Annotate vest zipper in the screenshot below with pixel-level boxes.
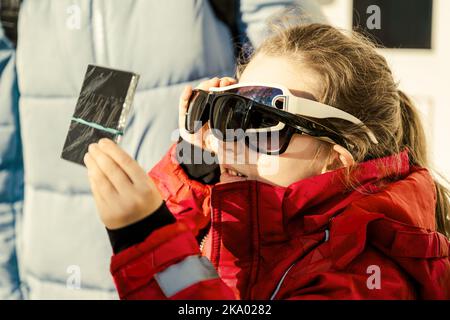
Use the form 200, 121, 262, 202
91, 0, 108, 65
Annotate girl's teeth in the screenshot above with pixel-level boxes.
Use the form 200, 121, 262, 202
225, 168, 245, 178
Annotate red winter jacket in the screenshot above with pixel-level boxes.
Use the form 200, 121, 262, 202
110, 144, 450, 299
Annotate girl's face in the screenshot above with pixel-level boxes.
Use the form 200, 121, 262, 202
205, 54, 333, 187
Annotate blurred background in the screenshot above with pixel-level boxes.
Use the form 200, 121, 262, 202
0, 0, 448, 300
319, 0, 450, 182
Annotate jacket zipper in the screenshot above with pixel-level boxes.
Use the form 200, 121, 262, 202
201, 189, 215, 256
269, 228, 331, 300
199, 229, 210, 253
209, 193, 221, 268
269, 263, 296, 300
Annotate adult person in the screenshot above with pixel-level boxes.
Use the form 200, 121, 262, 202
0, 0, 325, 299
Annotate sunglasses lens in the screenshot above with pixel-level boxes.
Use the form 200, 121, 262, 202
247, 109, 280, 129
211, 96, 248, 141
186, 90, 208, 133
246, 126, 294, 154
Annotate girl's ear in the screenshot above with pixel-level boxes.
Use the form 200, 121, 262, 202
333, 144, 355, 168
321, 144, 355, 173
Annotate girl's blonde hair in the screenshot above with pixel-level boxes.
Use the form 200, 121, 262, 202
238, 21, 450, 237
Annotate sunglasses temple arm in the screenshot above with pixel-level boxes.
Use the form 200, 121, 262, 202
255, 104, 351, 148
288, 98, 379, 144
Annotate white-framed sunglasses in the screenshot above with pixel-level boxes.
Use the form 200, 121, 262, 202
208, 82, 378, 144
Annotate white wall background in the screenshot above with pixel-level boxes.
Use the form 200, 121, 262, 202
317, 0, 450, 182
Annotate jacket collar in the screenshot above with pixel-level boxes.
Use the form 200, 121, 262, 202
211, 150, 412, 240
208, 150, 449, 299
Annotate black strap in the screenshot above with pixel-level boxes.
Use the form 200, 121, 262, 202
0, 0, 21, 47
106, 202, 176, 254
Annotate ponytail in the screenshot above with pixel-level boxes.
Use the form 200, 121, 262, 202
398, 90, 450, 237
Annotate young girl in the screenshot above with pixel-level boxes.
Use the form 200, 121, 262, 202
84, 23, 450, 299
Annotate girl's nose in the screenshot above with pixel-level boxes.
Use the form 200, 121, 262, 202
204, 130, 220, 155
205, 130, 248, 165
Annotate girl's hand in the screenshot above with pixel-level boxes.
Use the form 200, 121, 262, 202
179, 77, 237, 149
84, 138, 163, 230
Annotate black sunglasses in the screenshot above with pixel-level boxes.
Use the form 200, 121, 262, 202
185, 89, 349, 155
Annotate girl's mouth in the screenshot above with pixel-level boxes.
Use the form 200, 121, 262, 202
219, 165, 248, 183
